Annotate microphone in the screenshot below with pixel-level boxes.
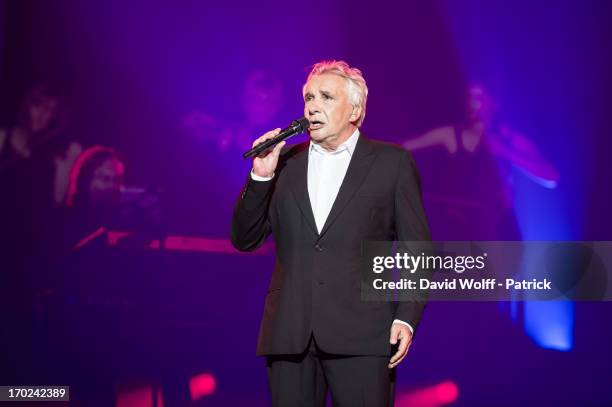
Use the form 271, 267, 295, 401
243, 117, 310, 158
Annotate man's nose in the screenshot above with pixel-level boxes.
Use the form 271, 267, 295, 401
307, 102, 321, 116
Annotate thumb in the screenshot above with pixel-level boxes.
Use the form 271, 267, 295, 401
390, 326, 400, 345
272, 140, 286, 156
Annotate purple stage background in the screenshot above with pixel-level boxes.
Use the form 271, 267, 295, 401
1, 1, 611, 406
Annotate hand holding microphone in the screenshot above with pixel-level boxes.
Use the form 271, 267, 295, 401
251, 128, 286, 178
245, 117, 310, 178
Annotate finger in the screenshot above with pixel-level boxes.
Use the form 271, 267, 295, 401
262, 128, 282, 142
255, 133, 285, 159
389, 337, 412, 368
389, 332, 409, 362
252, 128, 282, 148
389, 348, 406, 368
389, 325, 400, 345
271, 140, 286, 157
397, 333, 410, 356
252, 136, 267, 149
389, 347, 403, 365
389, 333, 405, 364
389, 352, 407, 369
389, 344, 411, 368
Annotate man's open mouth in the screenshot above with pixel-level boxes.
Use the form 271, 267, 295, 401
309, 120, 325, 130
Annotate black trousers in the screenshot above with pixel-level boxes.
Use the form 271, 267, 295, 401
266, 335, 395, 407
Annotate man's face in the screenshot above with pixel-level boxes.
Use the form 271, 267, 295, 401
303, 73, 357, 145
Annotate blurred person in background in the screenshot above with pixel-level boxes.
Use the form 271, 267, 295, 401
0, 83, 82, 206
62, 144, 162, 251
62, 145, 126, 248
181, 69, 285, 153
404, 82, 559, 188
172, 70, 285, 237
0, 83, 81, 384
402, 82, 559, 240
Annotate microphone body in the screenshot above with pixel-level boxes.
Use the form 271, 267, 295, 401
243, 117, 310, 158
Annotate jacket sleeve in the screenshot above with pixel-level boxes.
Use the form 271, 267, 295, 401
230, 174, 275, 252
393, 150, 432, 332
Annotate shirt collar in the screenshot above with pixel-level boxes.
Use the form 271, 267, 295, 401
309, 128, 360, 157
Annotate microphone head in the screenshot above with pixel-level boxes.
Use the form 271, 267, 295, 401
292, 117, 310, 132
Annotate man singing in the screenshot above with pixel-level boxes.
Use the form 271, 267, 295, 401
231, 60, 431, 406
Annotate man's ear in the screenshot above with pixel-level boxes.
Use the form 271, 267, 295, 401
349, 105, 362, 123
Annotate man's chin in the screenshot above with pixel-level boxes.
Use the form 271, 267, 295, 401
308, 129, 327, 141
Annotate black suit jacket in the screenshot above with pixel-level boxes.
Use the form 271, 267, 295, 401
231, 134, 431, 356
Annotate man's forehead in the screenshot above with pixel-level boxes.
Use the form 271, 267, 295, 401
303, 73, 346, 93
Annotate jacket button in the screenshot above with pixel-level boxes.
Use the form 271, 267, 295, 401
314, 244, 323, 252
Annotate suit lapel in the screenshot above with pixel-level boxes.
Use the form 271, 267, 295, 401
318, 134, 376, 240
287, 143, 319, 236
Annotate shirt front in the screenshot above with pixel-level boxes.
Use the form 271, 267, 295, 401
307, 129, 360, 233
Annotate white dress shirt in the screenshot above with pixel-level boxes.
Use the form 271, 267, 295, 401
307, 129, 359, 233
251, 129, 414, 335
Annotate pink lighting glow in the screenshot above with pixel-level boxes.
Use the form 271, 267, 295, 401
396, 380, 459, 407
189, 372, 217, 401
